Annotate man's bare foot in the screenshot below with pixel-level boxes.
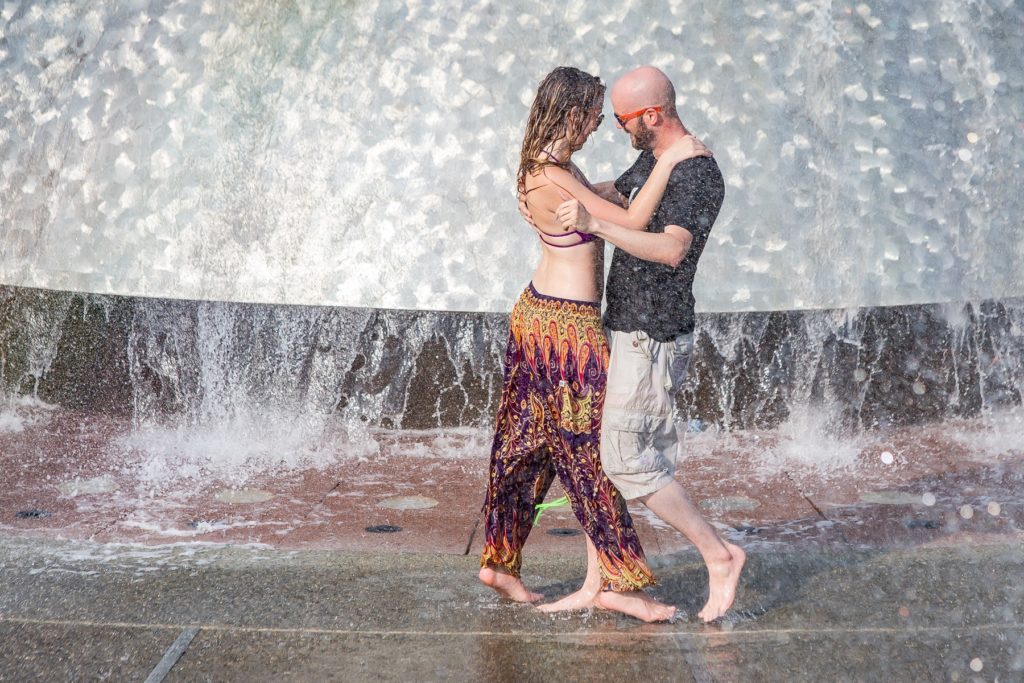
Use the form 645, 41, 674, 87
698, 542, 746, 622
594, 590, 676, 623
537, 583, 600, 613
479, 567, 544, 603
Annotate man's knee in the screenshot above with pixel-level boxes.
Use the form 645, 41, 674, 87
638, 479, 680, 507
602, 456, 676, 502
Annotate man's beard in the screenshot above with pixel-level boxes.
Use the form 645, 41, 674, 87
630, 118, 656, 151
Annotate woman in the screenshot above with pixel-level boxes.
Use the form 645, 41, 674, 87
478, 66, 709, 622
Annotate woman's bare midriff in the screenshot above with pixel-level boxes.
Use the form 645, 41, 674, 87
530, 243, 603, 304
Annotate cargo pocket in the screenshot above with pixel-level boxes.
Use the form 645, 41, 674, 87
601, 411, 664, 476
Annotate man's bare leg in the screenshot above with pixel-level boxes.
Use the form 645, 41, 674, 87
479, 566, 544, 602
639, 481, 745, 622
537, 536, 602, 612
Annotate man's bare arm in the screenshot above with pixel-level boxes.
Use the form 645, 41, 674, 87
556, 200, 692, 268
594, 220, 692, 267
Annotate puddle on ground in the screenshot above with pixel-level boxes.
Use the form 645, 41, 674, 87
214, 489, 275, 504
700, 496, 761, 512
57, 476, 119, 496
859, 491, 922, 505
377, 495, 438, 510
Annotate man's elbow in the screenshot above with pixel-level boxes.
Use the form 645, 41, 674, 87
664, 229, 692, 268
664, 241, 690, 268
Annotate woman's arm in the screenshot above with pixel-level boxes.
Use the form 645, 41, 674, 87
589, 181, 626, 206
538, 135, 709, 230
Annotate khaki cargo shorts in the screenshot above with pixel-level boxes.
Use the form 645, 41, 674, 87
600, 329, 694, 500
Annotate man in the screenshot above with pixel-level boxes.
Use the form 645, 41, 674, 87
552, 66, 745, 623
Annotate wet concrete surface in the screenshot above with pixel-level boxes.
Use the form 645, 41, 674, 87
1, 409, 1023, 679
0, 537, 1022, 681
2, 409, 1022, 554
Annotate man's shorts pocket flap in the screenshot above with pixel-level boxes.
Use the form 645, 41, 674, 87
602, 409, 653, 433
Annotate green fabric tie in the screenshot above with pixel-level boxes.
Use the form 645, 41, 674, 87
533, 496, 570, 524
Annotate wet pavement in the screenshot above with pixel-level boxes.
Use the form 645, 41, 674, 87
1, 407, 1023, 679
1, 537, 1022, 681
3, 408, 1023, 554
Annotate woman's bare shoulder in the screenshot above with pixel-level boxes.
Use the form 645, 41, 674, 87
523, 165, 571, 200
524, 164, 572, 187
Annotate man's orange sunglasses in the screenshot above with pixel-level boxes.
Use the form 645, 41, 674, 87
613, 106, 663, 127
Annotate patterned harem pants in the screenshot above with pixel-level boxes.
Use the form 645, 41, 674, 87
480, 283, 655, 592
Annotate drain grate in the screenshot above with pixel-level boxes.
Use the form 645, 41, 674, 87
906, 519, 941, 530
16, 509, 51, 519
546, 527, 582, 537
365, 524, 402, 533
187, 520, 225, 529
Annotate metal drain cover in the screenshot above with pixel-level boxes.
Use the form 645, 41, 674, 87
366, 524, 402, 533
546, 527, 582, 537
16, 509, 51, 519
906, 519, 941, 530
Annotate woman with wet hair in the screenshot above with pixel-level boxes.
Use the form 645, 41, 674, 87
478, 66, 709, 622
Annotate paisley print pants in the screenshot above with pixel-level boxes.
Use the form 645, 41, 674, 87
480, 283, 655, 592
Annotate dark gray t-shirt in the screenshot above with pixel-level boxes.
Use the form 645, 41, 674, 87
604, 152, 725, 341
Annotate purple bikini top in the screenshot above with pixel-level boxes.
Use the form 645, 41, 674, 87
525, 166, 597, 248
534, 227, 597, 247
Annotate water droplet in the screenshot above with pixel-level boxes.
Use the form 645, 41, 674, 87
957, 148, 972, 162
854, 368, 868, 382
912, 380, 926, 395
898, 606, 910, 618
970, 657, 983, 672
959, 505, 974, 520
986, 72, 1000, 87
966, 132, 979, 144
986, 502, 1000, 516
880, 451, 894, 465
921, 492, 936, 506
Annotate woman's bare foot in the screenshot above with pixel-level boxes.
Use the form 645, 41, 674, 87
698, 542, 745, 622
479, 567, 544, 603
594, 590, 676, 623
537, 583, 600, 613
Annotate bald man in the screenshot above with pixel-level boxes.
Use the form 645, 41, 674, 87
552, 66, 745, 623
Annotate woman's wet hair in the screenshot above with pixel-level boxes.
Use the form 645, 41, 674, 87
517, 66, 605, 195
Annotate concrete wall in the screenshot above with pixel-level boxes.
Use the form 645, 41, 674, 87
3, 285, 1021, 433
